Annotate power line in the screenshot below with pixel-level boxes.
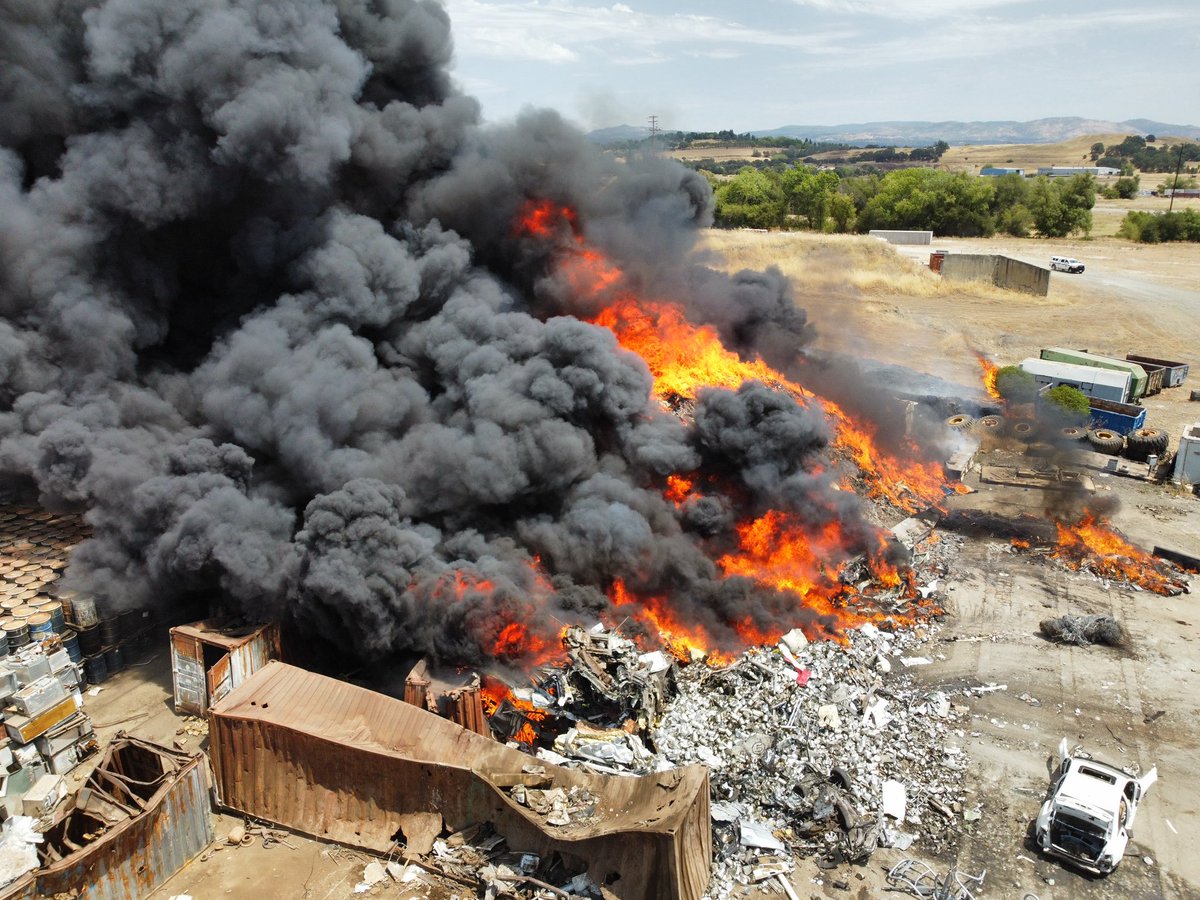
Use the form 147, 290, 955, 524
647, 115, 660, 153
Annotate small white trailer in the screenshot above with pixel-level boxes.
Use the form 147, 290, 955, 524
1020, 358, 1131, 404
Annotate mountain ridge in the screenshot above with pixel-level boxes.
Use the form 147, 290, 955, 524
586, 117, 1200, 146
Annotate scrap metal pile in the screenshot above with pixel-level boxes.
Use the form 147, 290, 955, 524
490, 616, 971, 897
651, 625, 969, 896
488, 625, 676, 756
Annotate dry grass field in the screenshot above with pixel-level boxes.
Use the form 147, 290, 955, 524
666, 133, 1192, 179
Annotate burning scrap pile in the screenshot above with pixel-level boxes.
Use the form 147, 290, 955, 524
484, 624, 675, 766
999, 513, 1190, 596
0, 0, 960, 683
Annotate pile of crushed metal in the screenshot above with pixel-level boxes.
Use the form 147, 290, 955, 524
502, 621, 969, 898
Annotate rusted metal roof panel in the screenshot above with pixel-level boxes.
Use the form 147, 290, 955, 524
210, 662, 710, 900
34, 736, 213, 900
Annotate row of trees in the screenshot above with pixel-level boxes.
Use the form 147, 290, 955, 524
711, 165, 1097, 238
1091, 135, 1200, 174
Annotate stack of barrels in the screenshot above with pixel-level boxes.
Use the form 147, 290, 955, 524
0, 505, 91, 670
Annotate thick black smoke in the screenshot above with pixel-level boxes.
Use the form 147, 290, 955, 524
2, 0, 888, 667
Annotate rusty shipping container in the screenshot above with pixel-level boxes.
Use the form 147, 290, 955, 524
170, 618, 280, 715
210, 661, 711, 900
33, 735, 212, 900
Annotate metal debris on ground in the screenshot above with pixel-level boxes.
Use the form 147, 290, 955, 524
404, 823, 605, 898
886, 858, 986, 899
648, 624, 969, 896
1039, 614, 1127, 647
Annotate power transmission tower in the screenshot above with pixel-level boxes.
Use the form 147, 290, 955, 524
647, 115, 660, 154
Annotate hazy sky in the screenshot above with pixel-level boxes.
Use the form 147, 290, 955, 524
441, 0, 1200, 133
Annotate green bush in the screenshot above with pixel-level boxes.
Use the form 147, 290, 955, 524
995, 366, 1038, 403
1042, 385, 1090, 422
1118, 209, 1200, 243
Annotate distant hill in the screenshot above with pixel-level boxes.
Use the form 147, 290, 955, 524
587, 118, 1200, 146
584, 124, 650, 144
752, 118, 1200, 145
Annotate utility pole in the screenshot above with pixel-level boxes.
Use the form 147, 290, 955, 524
647, 115, 660, 154
1168, 143, 1185, 213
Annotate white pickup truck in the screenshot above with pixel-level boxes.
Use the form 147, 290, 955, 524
1049, 255, 1085, 273
1035, 738, 1157, 874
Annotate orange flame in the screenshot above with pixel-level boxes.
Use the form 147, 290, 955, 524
1052, 513, 1184, 595
975, 353, 1002, 402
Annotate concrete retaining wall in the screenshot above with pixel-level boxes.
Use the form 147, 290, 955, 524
869, 230, 933, 245
940, 254, 1049, 296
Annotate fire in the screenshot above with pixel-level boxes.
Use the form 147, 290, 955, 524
664, 474, 695, 505
975, 353, 1002, 401
481, 675, 548, 746
609, 579, 729, 665
1051, 512, 1185, 595
718, 511, 914, 641
487, 198, 952, 677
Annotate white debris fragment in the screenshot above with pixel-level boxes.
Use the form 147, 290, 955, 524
881, 780, 907, 821
739, 820, 786, 852
863, 696, 893, 729
357, 861, 387, 890
817, 704, 841, 731
779, 628, 808, 656
899, 656, 933, 667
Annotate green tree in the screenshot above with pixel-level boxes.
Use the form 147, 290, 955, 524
827, 192, 857, 233
858, 168, 996, 236
1042, 385, 1090, 423
1090, 141, 1105, 161
995, 366, 1038, 403
781, 166, 840, 229
713, 167, 785, 229
1028, 174, 1094, 238
1113, 175, 1139, 199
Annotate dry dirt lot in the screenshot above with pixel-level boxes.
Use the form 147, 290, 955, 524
698, 228, 1199, 896
70, 227, 1199, 899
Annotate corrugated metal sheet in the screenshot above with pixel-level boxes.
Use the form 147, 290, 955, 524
34, 735, 213, 900
210, 662, 711, 900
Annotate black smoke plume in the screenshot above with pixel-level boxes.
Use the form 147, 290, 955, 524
2, 0, 908, 668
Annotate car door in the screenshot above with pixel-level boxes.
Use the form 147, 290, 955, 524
1124, 766, 1158, 829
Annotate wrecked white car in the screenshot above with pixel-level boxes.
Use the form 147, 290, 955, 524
1035, 738, 1157, 874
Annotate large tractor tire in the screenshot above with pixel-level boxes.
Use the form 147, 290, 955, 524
977, 415, 1005, 435
1086, 428, 1124, 455
945, 414, 975, 432
1058, 426, 1086, 442
1124, 428, 1169, 461
1010, 419, 1039, 442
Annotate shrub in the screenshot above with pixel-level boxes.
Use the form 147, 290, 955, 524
1042, 385, 1090, 423
995, 366, 1037, 403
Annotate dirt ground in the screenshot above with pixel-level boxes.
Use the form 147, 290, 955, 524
62, 227, 1199, 899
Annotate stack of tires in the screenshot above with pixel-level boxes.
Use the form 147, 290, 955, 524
1123, 428, 1168, 462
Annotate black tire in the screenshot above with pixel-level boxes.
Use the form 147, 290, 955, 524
945, 414, 975, 431
1125, 428, 1169, 461
1010, 419, 1039, 442
977, 415, 1005, 434
1059, 426, 1086, 442
1087, 428, 1124, 455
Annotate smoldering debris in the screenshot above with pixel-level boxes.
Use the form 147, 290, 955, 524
1039, 615, 1128, 648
